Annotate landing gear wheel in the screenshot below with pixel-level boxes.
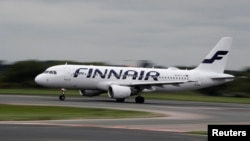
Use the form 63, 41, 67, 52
59, 94, 65, 101
135, 96, 145, 104
116, 98, 125, 103
59, 88, 66, 101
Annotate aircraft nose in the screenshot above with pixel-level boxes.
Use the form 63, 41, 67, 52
35, 74, 47, 85
35, 74, 42, 84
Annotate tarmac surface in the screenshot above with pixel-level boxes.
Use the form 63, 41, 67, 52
0, 124, 204, 141
1, 94, 250, 141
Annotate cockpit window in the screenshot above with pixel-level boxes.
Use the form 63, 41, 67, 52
44, 70, 57, 75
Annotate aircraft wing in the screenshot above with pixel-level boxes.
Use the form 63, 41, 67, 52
120, 80, 192, 87
97, 80, 196, 91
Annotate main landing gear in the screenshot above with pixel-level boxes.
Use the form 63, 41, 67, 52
116, 96, 145, 103
59, 88, 66, 101
135, 96, 145, 104
116, 98, 125, 102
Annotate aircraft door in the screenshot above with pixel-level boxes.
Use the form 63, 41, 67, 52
64, 66, 71, 81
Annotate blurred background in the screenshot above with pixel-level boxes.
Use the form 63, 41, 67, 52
0, 0, 249, 97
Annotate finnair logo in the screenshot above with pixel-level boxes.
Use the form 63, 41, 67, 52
73, 68, 160, 81
202, 51, 228, 64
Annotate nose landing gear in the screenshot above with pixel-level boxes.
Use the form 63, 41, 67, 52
59, 88, 66, 101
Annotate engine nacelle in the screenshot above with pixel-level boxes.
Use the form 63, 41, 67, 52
79, 90, 102, 97
108, 85, 131, 99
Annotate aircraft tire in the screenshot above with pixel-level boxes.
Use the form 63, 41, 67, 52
59, 95, 65, 101
135, 96, 145, 104
116, 98, 125, 102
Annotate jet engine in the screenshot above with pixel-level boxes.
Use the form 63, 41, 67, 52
79, 90, 102, 97
108, 85, 131, 99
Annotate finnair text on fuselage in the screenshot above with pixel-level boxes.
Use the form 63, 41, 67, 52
73, 68, 162, 80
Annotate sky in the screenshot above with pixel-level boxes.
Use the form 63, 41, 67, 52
0, 0, 249, 71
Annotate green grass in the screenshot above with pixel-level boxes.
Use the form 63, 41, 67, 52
0, 104, 160, 121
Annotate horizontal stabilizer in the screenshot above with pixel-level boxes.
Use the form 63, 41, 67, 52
211, 76, 234, 80
210, 74, 234, 80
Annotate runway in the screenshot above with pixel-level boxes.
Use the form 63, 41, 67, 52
0, 124, 204, 141
1, 94, 250, 141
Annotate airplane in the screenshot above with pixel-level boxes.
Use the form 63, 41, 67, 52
35, 37, 234, 103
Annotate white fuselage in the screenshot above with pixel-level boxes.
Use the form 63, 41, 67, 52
35, 64, 233, 92
34, 37, 235, 103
